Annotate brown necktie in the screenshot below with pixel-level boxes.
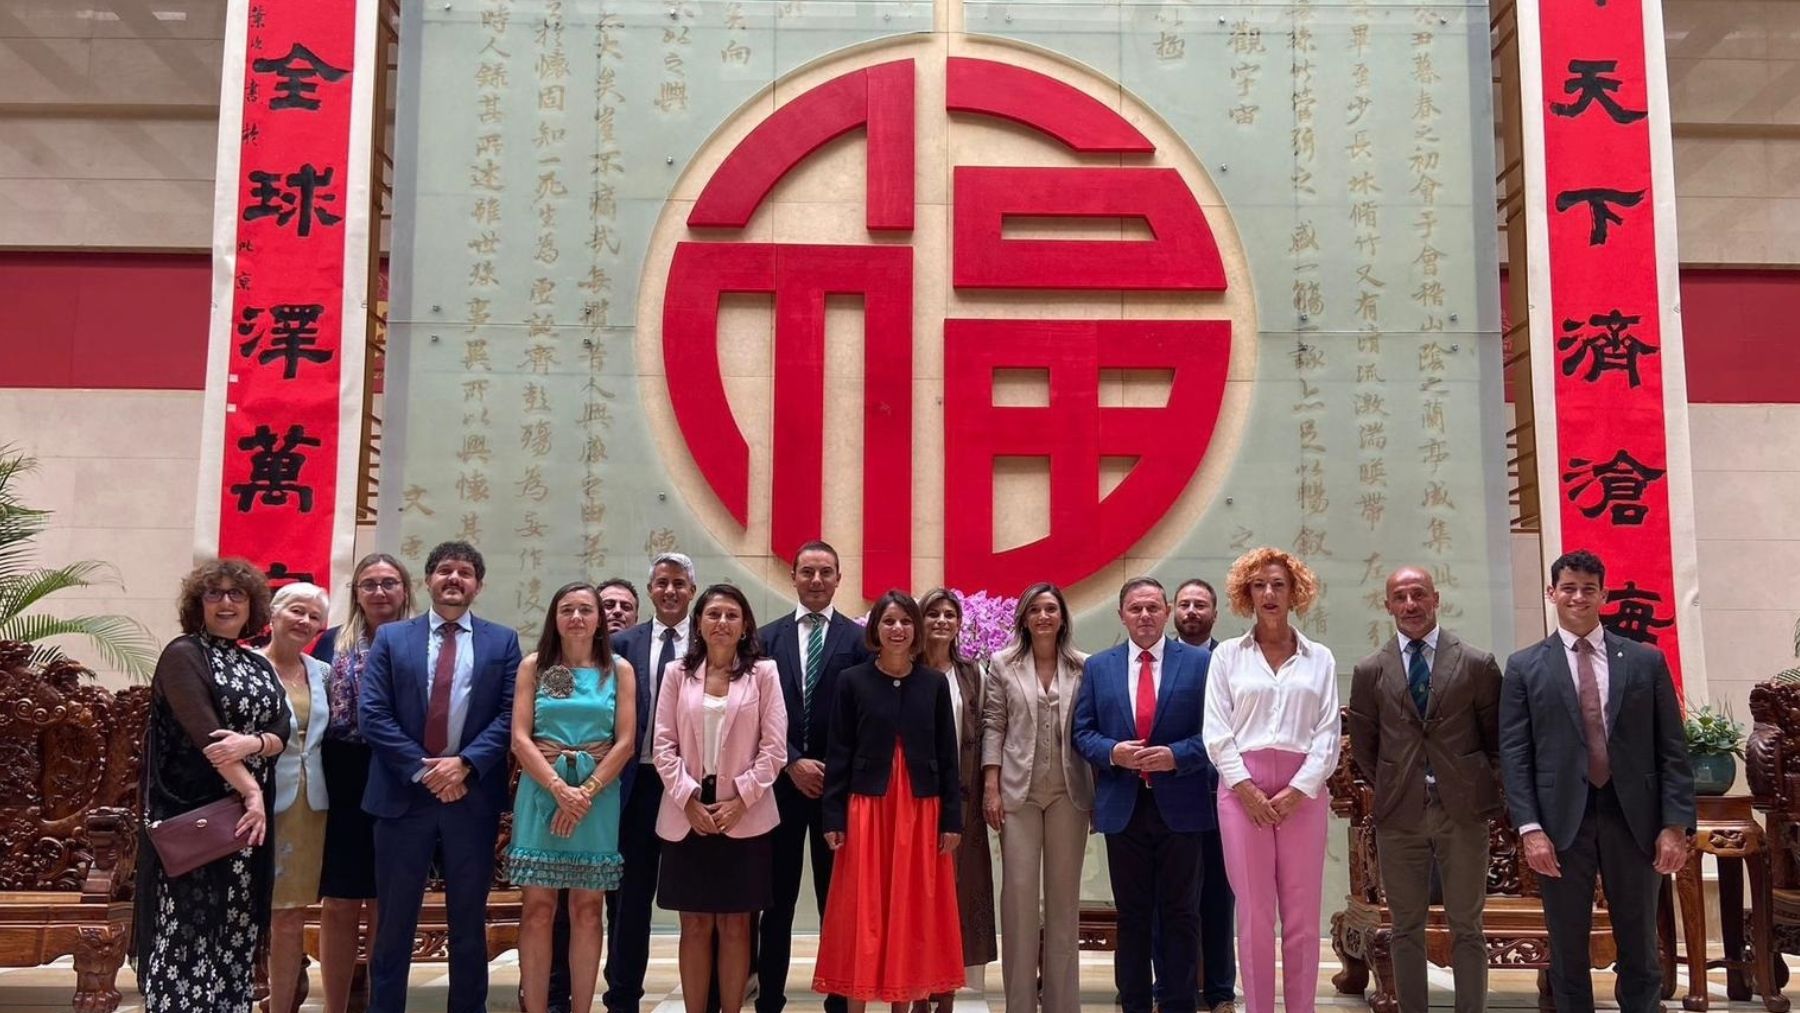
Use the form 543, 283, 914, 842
425, 623, 458, 756
1574, 638, 1610, 788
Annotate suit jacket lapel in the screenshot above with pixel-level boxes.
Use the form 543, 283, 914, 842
1150, 641, 1185, 738
781, 617, 804, 695
1380, 640, 1419, 726
1543, 635, 1586, 741
411, 615, 433, 714
1013, 657, 1039, 730
1424, 632, 1462, 722
1603, 631, 1629, 738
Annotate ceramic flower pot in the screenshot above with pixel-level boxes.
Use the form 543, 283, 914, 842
1691, 752, 1736, 796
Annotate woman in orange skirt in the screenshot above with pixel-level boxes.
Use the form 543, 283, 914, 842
814, 589, 965, 1011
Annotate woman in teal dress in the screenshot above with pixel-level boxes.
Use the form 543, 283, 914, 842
508, 582, 637, 1013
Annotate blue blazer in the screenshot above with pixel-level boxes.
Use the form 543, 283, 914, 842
358, 612, 521, 819
611, 620, 656, 801
1072, 638, 1215, 834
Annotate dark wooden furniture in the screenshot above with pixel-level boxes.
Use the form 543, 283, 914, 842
1743, 679, 1800, 996
0, 640, 149, 1012
1327, 724, 1622, 1012
1661, 794, 1787, 1011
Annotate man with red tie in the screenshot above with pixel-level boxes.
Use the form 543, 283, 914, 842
359, 541, 521, 1013
1073, 577, 1216, 1013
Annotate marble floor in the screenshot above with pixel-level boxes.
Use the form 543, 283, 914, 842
0, 936, 1781, 1011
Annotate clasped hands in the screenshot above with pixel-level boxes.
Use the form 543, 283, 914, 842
1231, 779, 1305, 828
1110, 739, 1177, 774
683, 794, 749, 836
540, 738, 612, 838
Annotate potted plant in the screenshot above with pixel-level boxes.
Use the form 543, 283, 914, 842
1684, 703, 1745, 795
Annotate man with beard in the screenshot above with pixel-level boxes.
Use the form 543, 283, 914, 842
1170, 579, 1235, 1013
361, 541, 521, 1013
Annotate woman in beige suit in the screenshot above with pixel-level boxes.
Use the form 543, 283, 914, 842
981, 582, 1092, 1013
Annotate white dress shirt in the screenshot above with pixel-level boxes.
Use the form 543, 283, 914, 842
1518, 624, 1611, 838
792, 603, 839, 688
1123, 636, 1166, 718
1395, 625, 1440, 671
1203, 628, 1340, 798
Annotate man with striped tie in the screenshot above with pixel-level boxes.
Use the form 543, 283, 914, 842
756, 541, 870, 1013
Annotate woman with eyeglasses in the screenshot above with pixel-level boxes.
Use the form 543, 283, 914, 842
135, 559, 290, 1013
307, 553, 414, 1013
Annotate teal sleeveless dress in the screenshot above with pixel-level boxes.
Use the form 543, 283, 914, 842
506, 666, 625, 890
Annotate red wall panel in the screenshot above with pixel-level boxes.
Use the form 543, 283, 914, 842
0, 252, 210, 390
2, 252, 1795, 404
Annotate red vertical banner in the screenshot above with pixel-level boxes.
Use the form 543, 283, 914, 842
199, 0, 370, 600
1522, 0, 1700, 689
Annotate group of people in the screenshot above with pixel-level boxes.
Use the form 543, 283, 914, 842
133, 538, 1695, 1013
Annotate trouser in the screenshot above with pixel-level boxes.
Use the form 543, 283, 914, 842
1198, 825, 1238, 1007
998, 792, 1088, 1012
1537, 785, 1662, 1013
1106, 783, 1203, 1013
1215, 748, 1328, 1013
1376, 794, 1491, 1013
759, 779, 842, 1013
603, 773, 664, 1012
369, 800, 498, 1013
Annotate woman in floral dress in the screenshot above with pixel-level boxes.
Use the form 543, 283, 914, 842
134, 559, 290, 1013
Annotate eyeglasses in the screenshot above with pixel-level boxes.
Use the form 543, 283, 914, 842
356, 579, 404, 593
202, 588, 248, 604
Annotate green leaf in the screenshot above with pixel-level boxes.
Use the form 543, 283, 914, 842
0, 562, 118, 623
0, 613, 158, 680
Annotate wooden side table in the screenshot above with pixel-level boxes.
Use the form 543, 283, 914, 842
1668, 794, 1789, 1012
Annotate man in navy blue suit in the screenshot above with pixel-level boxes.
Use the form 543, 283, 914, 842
359, 540, 521, 1013
755, 540, 869, 1013
1073, 576, 1214, 1013
603, 553, 696, 1013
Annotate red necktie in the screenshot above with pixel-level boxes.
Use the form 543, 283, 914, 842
425, 623, 457, 756
1135, 649, 1155, 784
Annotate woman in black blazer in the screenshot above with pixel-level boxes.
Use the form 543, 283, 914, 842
813, 590, 964, 1011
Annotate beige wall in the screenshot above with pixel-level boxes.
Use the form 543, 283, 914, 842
4, 0, 1794, 263
1666, 0, 1800, 265
0, 0, 224, 249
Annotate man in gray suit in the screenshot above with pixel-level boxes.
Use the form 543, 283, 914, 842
1347, 566, 1502, 1013
1499, 549, 1694, 1013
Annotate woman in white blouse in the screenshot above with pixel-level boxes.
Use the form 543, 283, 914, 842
1202, 548, 1339, 1013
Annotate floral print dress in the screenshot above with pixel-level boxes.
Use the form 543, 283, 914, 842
135, 633, 289, 1013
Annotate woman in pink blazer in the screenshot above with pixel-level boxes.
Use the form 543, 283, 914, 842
653, 583, 788, 1013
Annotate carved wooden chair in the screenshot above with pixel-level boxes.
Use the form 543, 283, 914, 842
1745, 679, 1800, 991
1327, 724, 1621, 1012
0, 640, 149, 1013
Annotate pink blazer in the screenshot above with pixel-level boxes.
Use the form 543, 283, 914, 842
653, 657, 788, 842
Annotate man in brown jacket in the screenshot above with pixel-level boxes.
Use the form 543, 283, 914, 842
1346, 566, 1503, 1013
